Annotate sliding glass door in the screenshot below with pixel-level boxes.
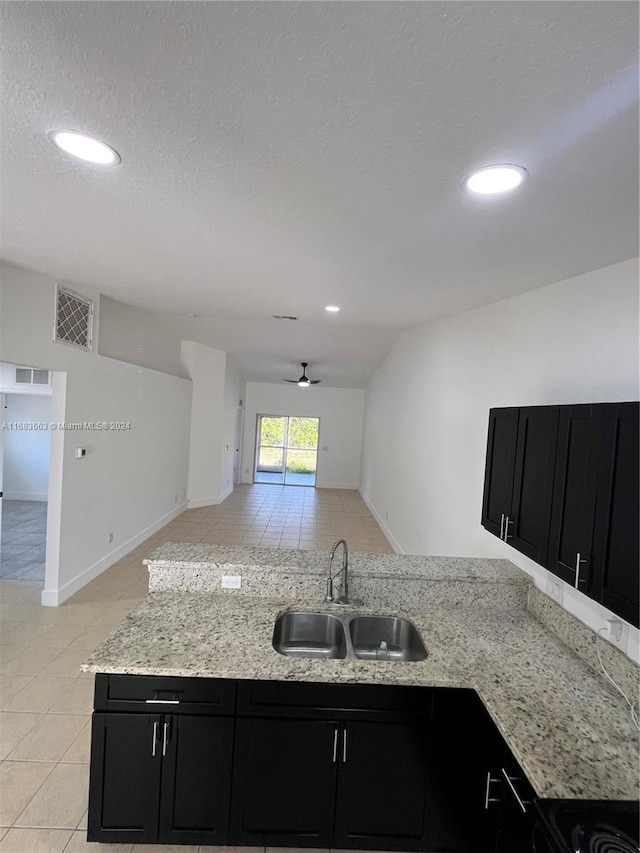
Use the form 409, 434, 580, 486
255, 416, 319, 486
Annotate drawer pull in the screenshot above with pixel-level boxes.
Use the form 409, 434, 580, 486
151, 721, 158, 757
145, 699, 180, 704
501, 768, 532, 814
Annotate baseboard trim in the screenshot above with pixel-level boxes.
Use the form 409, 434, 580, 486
41, 502, 189, 607
187, 484, 233, 509
315, 482, 360, 490
358, 489, 404, 554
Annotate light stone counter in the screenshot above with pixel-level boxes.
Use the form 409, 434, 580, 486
84, 545, 640, 803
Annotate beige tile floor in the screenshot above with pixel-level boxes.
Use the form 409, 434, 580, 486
0, 485, 392, 853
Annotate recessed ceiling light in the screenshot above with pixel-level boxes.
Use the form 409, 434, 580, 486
325, 305, 340, 313
464, 164, 528, 195
47, 130, 121, 165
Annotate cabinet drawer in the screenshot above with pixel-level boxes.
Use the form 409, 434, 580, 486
94, 674, 236, 715
236, 678, 432, 720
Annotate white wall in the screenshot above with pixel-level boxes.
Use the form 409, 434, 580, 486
0, 262, 192, 604
98, 295, 182, 377
2, 394, 52, 500
360, 257, 639, 659
242, 382, 365, 489
180, 341, 228, 507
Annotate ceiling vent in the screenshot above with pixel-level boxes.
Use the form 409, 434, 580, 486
272, 314, 298, 321
55, 285, 94, 351
15, 367, 51, 386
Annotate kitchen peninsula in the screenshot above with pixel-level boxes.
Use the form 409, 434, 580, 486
83, 544, 639, 849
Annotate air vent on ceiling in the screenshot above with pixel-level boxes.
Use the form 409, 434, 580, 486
272, 314, 298, 321
15, 367, 51, 386
55, 286, 94, 351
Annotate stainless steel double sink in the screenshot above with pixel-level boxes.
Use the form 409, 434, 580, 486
272, 611, 428, 662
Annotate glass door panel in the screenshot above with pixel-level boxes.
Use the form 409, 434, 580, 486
255, 416, 319, 486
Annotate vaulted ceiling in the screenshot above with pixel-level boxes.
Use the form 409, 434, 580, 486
1, 2, 638, 387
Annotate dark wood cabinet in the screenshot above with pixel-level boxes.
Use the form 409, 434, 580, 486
428, 689, 535, 853
482, 407, 558, 564
88, 712, 160, 844
89, 676, 536, 853
333, 720, 429, 850
88, 676, 235, 845
482, 401, 639, 627
591, 402, 640, 627
546, 405, 601, 589
231, 684, 431, 851
158, 714, 234, 844
231, 717, 338, 847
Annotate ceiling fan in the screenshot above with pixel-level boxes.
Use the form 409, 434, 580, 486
284, 362, 321, 387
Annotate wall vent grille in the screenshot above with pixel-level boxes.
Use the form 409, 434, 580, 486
55, 286, 93, 351
15, 367, 51, 386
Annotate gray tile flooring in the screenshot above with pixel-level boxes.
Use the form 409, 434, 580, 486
0, 502, 47, 582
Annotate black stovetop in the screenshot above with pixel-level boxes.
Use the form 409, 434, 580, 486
535, 799, 639, 853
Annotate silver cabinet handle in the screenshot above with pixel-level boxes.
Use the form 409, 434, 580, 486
145, 699, 179, 705
342, 728, 348, 763
162, 722, 170, 756
501, 768, 532, 814
504, 516, 513, 541
574, 553, 587, 588
484, 771, 501, 809
152, 721, 158, 757
500, 514, 505, 540
332, 727, 339, 763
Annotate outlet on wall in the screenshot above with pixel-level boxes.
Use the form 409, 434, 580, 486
108, 531, 114, 544
604, 618, 628, 647
221, 575, 242, 589
545, 577, 564, 605
174, 493, 178, 503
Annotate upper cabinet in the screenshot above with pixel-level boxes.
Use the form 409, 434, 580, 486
482, 402, 639, 627
482, 406, 558, 564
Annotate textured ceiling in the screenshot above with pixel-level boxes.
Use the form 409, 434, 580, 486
1, 1, 638, 386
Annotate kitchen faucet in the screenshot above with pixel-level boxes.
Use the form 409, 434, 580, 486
325, 539, 363, 606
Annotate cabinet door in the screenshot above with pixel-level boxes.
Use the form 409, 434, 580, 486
333, 720, 429, 851
546, 405, 601, 588
428, 689, 501, 852
88, 713, 161, 844
508, 406, 558, 562
591, 402, 640, 626
481, 409, 519, 539
495, 763, 535, 853
158, 715, 234, 845
230, 717, 338, 847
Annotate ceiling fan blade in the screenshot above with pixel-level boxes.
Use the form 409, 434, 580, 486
283, 379, 298, 383
309, 380, 321, 384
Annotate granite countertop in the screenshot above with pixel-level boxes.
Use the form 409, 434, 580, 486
83, 582, 640, 801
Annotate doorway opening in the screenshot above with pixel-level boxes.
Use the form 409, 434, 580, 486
254, 415, 319, 486
0, 362, 53, 582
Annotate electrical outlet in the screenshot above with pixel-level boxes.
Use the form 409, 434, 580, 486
108, 532, 114, 544
604, 618, 627, 645
221, 575, 242, 589
545, 577, 564, 604
385, 511, 388, 521
174, 493, 178, 503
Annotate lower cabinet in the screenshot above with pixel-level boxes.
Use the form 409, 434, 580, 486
88, 711, 234, 845
428, 689, 535, 853
88, 675, 536, 852
230, 717, 429, 850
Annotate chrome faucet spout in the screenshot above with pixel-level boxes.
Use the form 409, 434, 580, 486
325, 539, 362, 606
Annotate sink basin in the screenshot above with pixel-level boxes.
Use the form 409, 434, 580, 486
348, 615, 428, 661
272, 611, 347, 659
273, 611, 428, 662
